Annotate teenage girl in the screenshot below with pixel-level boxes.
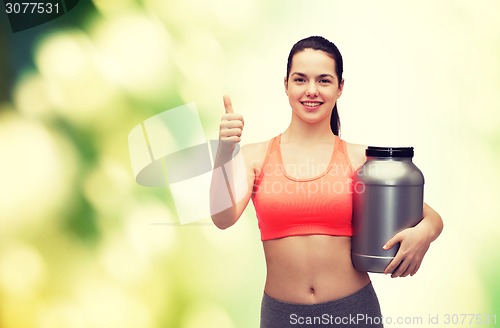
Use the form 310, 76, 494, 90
210, 36, 443, 328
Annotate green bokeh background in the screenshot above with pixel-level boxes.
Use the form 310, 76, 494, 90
1, 0, 499, 327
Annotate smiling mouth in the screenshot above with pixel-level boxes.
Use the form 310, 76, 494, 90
301, 101, 323, 108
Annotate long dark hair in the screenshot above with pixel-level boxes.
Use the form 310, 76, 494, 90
286, 36, 343, 136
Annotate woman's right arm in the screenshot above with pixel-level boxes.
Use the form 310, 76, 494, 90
209, 96, 256, 229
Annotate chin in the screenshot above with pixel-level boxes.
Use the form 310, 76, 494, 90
295, 112, 329, 124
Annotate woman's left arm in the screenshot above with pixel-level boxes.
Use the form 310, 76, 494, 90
383, 203, 444, 277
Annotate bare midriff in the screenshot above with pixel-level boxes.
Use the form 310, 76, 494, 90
262, 234, 370, 304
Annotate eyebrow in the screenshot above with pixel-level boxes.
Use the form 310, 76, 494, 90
291, 72, 335, 79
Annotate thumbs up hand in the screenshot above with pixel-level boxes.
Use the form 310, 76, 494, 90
219, 95, 244, 150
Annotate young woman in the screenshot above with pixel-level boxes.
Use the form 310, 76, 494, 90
210, 36, 443, 327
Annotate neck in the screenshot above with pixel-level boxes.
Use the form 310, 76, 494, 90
282, 113, 335, 145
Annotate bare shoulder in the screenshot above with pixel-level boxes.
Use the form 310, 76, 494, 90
344, 141, 368, 171
241, 139, 272, 170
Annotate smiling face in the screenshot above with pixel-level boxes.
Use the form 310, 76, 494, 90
285, 48, 343, 125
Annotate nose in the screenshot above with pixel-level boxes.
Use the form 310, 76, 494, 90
306, 82, 318, 97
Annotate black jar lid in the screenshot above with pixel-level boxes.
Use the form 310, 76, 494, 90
366, 146, 414, 158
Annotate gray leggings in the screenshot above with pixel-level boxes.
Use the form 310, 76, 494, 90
260, 282, 383, 328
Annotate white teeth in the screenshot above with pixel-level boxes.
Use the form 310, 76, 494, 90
303, 102, 321, 107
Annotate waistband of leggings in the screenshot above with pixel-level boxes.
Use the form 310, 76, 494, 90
262, 281, 375, 312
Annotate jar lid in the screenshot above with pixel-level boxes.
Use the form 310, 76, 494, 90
366, 146, 414, 158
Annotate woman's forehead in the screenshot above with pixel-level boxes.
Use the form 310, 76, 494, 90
290, 49, 336, 74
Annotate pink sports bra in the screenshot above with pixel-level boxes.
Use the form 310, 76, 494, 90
251, 134, 355, 241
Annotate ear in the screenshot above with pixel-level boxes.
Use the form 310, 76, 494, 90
337, 78, 344, 98
284, 76, 289, 95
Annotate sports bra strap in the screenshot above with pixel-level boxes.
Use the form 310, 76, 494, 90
253, 136, 279, 191
338, 138, 355, 173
